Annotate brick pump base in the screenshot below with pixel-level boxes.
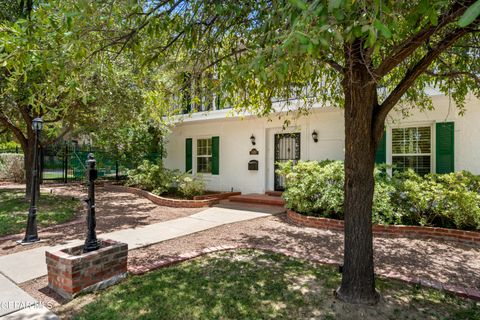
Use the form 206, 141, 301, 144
46, 239, 128, 299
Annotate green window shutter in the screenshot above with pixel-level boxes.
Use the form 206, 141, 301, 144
375, 131, 387, 164
436, 122, 454, 173
212, 136, 220, 175
185, 138, 192, 173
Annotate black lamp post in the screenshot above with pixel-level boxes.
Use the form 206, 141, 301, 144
312, 130, 319, 143
84, 153, 100, 252
21, 117, 43, 244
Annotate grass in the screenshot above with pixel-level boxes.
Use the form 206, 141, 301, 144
0, 189, 80, 237
67, 250, 480, 320
41, 172, 75, 180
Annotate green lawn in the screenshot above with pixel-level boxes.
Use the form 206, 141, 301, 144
41, 172, 75, 180
0, 189, 80, 237
69, 250, 480, 320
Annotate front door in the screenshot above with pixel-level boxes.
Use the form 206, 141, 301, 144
274, 133, 301, 191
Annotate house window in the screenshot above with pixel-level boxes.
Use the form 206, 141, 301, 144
196, 138, 212, 173
391, 126, 432, 175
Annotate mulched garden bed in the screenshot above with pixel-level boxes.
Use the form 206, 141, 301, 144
0, 184, 205, 256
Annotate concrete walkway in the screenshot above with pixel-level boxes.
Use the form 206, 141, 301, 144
0, 205, 278, 318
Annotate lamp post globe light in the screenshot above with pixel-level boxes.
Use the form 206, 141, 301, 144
21, 117, 43, 244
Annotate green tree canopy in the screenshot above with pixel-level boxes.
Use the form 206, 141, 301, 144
0, 0, 151, 196
102, 0, 480, 304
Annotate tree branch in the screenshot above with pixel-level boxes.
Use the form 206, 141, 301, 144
375, 0, 476, 78
425, 70, 480, 87
93, 0, 183, 59
323, 58, 344, 73
373, 27, 471, 136
0, 113, 27, 149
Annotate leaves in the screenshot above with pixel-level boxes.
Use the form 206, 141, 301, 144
373, 20, 392, 39
328, 0, 342, 12
458, 0, 480, 27
288, 0, 307, 10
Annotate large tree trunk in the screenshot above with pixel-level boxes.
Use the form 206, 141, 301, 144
335, 41, 382, 305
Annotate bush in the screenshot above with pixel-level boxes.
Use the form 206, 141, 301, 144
392, 170, 480, 230
0, 153, 25, 182
126, 160, 206, 199
126, 160, 179, 195
0, 141, 20, 151
177, 175, 206, 199
277, 160, 398, 224
278, 161, 480, 230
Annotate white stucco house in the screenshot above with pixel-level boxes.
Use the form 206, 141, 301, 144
163, 91, 480, 194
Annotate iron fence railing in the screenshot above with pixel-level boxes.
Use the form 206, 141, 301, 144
40, 144, 160, 183
2, 144, 159, 183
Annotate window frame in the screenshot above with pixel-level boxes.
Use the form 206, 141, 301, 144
387, 123, 435, 175
195, 137, 213, 174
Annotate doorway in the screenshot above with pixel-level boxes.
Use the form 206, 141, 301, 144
274, 133, 301, 191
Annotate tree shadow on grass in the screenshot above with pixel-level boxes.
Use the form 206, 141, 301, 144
236, 215, 480, 292
65, 249, 479, 320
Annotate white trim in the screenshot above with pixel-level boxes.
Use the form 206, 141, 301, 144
191, 135, 217, 176
387, 122, 435, 174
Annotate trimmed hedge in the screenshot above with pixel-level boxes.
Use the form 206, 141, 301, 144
277, 160, 480, 231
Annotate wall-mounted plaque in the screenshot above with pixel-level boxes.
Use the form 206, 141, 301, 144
249, 148, 259, 155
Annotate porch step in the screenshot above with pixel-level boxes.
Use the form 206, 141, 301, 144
228, 194, 285, 206
265, 191, 283, 197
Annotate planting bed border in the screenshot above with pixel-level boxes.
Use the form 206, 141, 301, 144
108, 184, 240, 208
287, 210, 480, 245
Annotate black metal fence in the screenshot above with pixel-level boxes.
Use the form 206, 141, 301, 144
1, 144, 160, 183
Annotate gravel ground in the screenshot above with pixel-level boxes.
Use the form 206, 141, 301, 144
126, 214, 480, 292
0, 183, 205, 256
20, 212, 480, 313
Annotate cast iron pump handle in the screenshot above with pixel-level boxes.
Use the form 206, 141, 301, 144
83, 153, 100, 252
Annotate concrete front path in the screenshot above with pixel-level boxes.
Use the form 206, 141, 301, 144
0, 205, 279, 318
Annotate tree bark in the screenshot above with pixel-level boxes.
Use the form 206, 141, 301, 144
335, 40, 382, 305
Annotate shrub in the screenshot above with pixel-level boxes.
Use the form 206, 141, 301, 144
392, 170, 480, 230
177, 174, 205, 199
277, 160, 397, 224
126, 160, 179, 195
126, 160, 206, 199
279, 160, 480, 230
0, 153, 25, 182
0, 141, 20, 151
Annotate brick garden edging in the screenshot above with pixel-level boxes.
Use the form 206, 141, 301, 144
127, 244, 480, 302
46, 239, 128, 299
107, 185, 220, 208
287, 210, 480, 245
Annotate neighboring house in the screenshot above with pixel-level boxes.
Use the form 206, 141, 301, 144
163, 91, 480, 194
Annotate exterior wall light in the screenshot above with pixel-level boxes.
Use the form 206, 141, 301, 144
250, 134, 256, 145
312, 130, 318, 143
